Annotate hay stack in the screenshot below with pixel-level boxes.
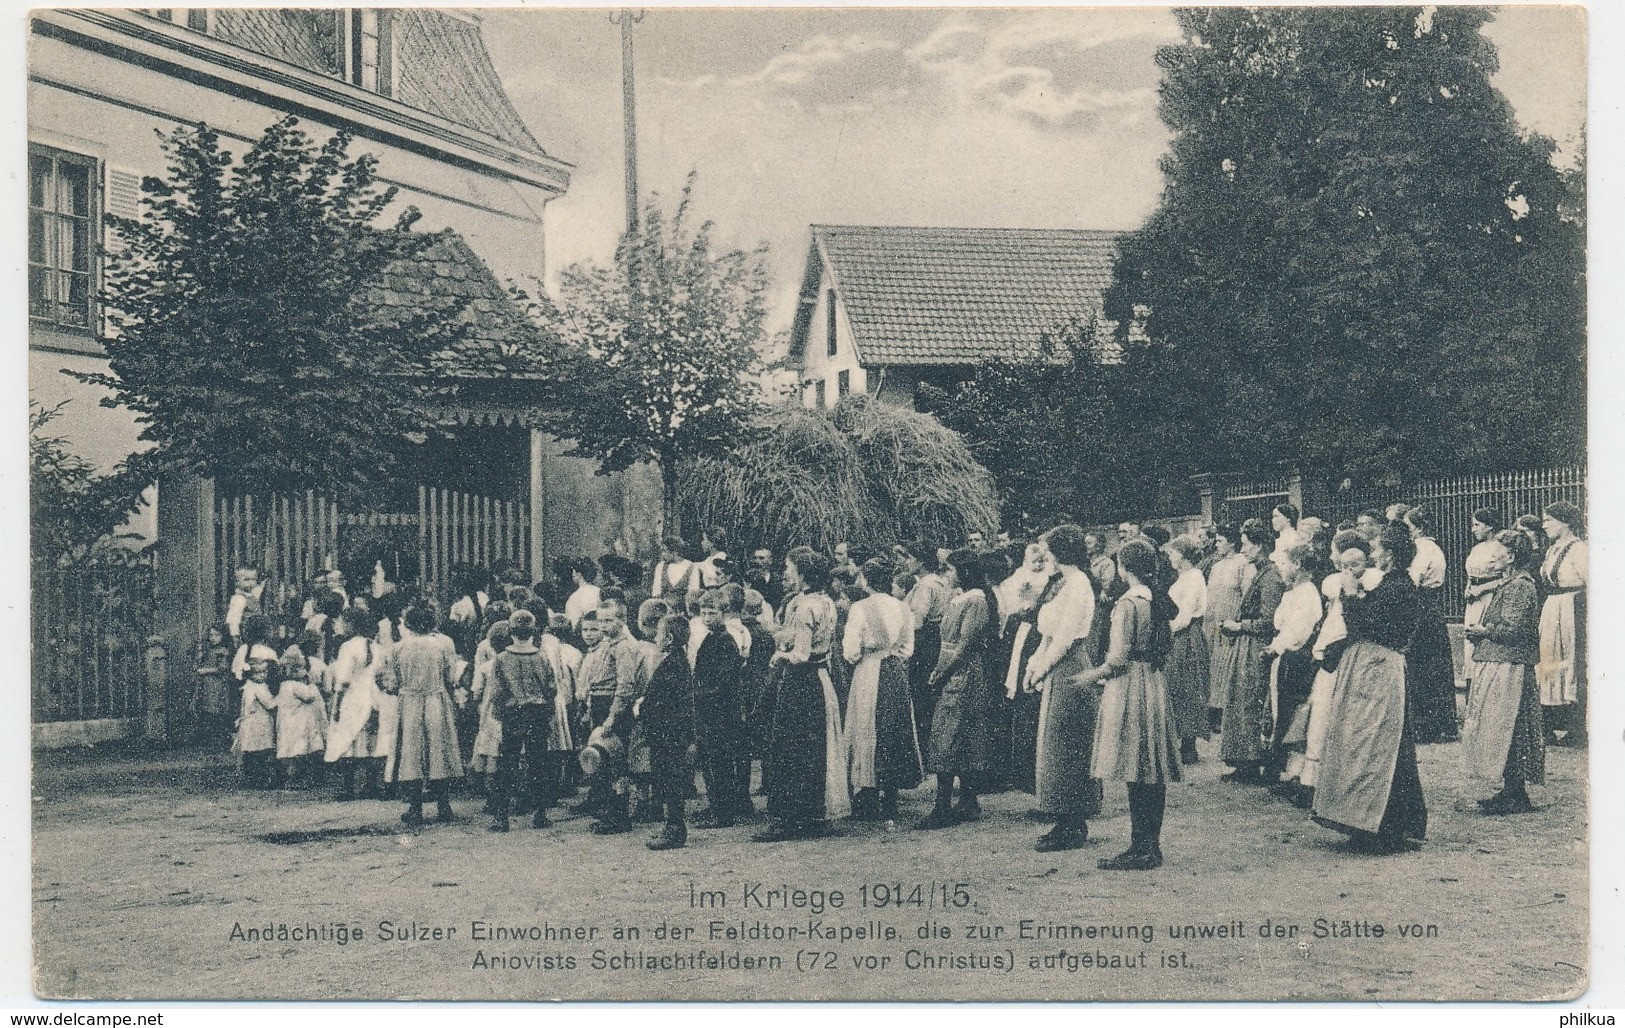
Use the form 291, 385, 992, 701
677, 397, 1000, 555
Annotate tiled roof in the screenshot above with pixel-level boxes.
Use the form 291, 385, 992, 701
794, 225, 1125, 366
391, 10, 546, 158
366, 231, 555, 380
204, 9, 548, 159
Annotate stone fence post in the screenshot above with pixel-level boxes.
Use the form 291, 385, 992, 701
144, 635, 168, 743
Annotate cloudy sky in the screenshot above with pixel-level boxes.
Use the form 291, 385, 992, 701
480, 6, 1586, 332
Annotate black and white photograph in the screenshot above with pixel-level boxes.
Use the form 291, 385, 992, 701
22, 2, 1597, 1005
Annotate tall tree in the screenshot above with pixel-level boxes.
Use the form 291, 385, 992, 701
531, 174, 770, 535
1104, 7, 1585, 486
79, 117, 463, 502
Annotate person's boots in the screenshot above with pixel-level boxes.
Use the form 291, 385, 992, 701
844, 788, 878, 823
951, 779, 981, 822
431, 781, 455, 824
1208, 708, 1224, 735
879, 789, 899, 820
916, 775, 957, 830
400, 781, 425, 827
1180, 737, 1200, 765
591, 793, 632, 834
336, 759, 358, 801
1036, 815, 1088, 852
1100, 786, 1152, 870
648, 802, 687, 850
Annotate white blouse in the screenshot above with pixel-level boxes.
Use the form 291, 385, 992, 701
1169, 567, 1208, 633
1269, 580, 1323, 654
1409, 537, 1447, 589
1311, 575, 1347, 659
842, 593, 915, 666
1026, 565, 1094, 686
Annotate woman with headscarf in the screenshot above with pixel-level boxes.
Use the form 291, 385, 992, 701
1462, 529, 1544, 813
1537, 501, 1587, 747
1203, 523, 1252, 734
1403, 507, 1459, 744
1461, 508, 1506, 698
1217, 519, 1283, 785
1312, 523, 1429, 854
1024, 525, 1102, 852
755, 547, 850, 841
1087, 539, 1181, 870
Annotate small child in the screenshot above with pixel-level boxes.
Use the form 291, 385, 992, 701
469, 619, 513, 808
235, 652, 278, 789
194, 623, 235, 749
226, 566, 264, 645
691, 589, 746, 828
637, 614, 695, 850
274, 646, 326, 787
488, 610, 557, 832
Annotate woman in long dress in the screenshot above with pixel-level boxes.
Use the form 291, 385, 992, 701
919, 550, 995, 829
1461, 508, 1505, 699
1537, 501, 1587, 747
1403, 507, 1459, 743
1000, 544, 1057, 796
1461, 529, 1544, 814
904, 543, 952, 749
1204, 524, 1252, 731
1262, 543, 1322, 790
1086, 540, 1182, 870
1025, 525, 1102, 852
1217, 519, 1283, 784
842, 558, 923, 822
324, 609, 385, 800
1291, 530, 1371, 809
1085, 531, 1117, 667
1312, 523, 1429, 854
386, 604, 466, 826
755, 547, 850, 841
1161, 536, 1210, 765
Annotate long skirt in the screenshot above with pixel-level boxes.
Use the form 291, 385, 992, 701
1407, 588, 1459, 743
1312, 641, 1427, 842
1267, 649, 1317, 761
1008, 689, 1042, 794
470, 691, 502, 773
647, 744, 695, 804
909, 621, 943, 747
1538, 589, 1586, 709
1034, 649, 1103, 818
1462, 661, 1545, 786
547, 689, 576, 753
844, 654, 923, 790
1294, 667, 1338, 788
1207, 627, 1236, 710
1218, 632, 1269, 764
1164, 622, 1211, 741
276, 701, 325, 759
376, 692, 400, 780
1462, 590, 1492, 683
1091, 661, 1182, 784
394, 690, 466, 783
765, 662, 850, 823
927, 654, 990, 774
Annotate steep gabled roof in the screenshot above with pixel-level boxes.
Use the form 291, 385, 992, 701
366, 231, 555, 380
790, 225, 1125, 366
206, 9, 549, 160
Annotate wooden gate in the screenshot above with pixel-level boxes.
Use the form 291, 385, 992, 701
215, 487, 529, 611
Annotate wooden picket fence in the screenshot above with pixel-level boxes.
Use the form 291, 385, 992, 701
214, 486, 528, 611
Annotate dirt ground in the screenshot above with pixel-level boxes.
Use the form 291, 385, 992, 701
32, 734, 1587, 1003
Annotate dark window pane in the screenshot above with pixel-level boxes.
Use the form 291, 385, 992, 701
65, 274, 90, 325
187, 8, 208, 30
29, 154, 50, 209
28, 266, 50, 317
64, 163, 91, 217
28, 210, 46, 263
69, 219, 91, 272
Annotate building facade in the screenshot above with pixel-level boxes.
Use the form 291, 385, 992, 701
787, 224, 1127, 410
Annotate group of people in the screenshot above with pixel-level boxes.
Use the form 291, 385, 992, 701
203, 498, 1585, 867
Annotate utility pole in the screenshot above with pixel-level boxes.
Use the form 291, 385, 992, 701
612, 9, 642, 247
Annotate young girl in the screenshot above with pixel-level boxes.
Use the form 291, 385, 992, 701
194, 623, 235, 749
468, 620, 514, 807
387, 604, 467, 827
235, 653, 278, 789
324, 609, 383, 801
1087, 539, 1181, 870
275, 646, 327, 787
638, 614, 695, 850
919, 550, 995, 829
691, 589, 746, 828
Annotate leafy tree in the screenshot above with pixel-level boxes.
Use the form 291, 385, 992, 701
918, 320, 1158, 529
1103, 7, 1585, 488
30, 401, 149, 565
529, 174, 770, 534
77, 116, 464, 503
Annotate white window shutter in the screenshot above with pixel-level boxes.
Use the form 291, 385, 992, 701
102, 165, 142, 340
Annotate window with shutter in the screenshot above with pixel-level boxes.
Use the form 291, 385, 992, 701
28, 145, 97, 332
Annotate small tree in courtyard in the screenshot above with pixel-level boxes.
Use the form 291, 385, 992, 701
531, 174, 771, 535
78, 117, 463, 508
